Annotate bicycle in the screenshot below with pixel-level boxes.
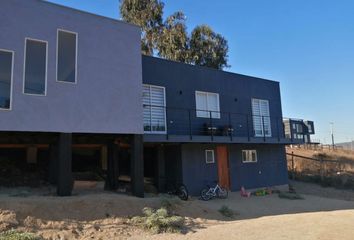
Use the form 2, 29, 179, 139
200, 181, 228, 201
166, 181, 189, 201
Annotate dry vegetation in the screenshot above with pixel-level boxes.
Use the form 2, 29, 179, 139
286, 146, 354, 188
0, 183, 354, 240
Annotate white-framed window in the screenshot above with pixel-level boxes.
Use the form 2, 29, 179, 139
252, 98, 271, 137
143, 84, 166, 133
0, 49, 14, 110
23, 38, 48, 96
242, 150, 257, 163
195, 91, 220, 118
205, 149, 215, 164
57, 29, 78, 84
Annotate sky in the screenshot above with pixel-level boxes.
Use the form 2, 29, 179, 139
46, 0, 354, 144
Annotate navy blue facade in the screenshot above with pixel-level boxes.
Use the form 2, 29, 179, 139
180, 144, 287, 195
142, 56, 290, 195
142, 56, 286, 142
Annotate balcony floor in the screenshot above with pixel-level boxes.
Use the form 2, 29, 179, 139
144, 134, 304, 145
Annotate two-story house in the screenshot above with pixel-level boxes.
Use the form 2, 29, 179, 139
0, 0, 303, 197
283, 118, 315, 143
142, 56, 300, 195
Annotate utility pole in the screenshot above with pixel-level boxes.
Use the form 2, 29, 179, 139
330, 122, 335, 150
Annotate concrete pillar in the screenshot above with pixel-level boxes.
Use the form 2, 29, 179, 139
131, 135, 144, 198
157, 146, 165, 192
57, 133, 73, 196
101, 145, 108, 171
104, 141, 119, 191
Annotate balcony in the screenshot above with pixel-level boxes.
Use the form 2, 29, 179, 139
143, 105, 304, 144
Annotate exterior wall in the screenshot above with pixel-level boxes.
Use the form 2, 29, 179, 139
142, 56, 284, 138
180, 143, 288, 195
181, 144, 219, 195
164, 145, 183, 183
0, 0, 143, 134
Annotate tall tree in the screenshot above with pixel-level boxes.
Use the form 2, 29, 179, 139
190, 25, 229, 69
119, 0, 164, 55
119, 0, 230, 69
157, 12, 189, 63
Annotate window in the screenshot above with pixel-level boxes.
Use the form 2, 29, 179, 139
195, 91, 220, 118
205, 150, 215, 164
57, 30, 78, 83
143, 84, 166, 133
308, 124, 312, 133
295, 134, 303, 140
0, 49, 14, 110
296, 124, 303, 133
252, 98, 271, 137
242, 150, 257, 163
23, 38, 47, 95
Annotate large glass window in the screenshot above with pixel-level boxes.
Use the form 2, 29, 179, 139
57, 30, 77, 83
0, 50, 14, 110
24, 39, 47, 95
252, 98, 271, 137
195, 91, 220, 118
143, 84, 166, 133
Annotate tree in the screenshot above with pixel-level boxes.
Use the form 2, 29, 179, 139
157, 12, 189, 63
190, 25, 229, 69
119, 0, 164, 55
119, 0, 230, 69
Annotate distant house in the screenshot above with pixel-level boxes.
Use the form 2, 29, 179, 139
283, 119, 315, 143
0, 0, 306, 197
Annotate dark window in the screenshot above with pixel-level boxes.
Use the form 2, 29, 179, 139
24, 39, 47, 95
57, 30, 77, 83
0, 50, 13, 109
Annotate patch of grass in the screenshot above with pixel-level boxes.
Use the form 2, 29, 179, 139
278, 192, 304, 200
130, 207, 184, 234
218, 205, 236, 218
0, 230, 42, 240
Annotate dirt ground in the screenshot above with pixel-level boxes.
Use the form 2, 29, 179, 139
0, 181, 354, 240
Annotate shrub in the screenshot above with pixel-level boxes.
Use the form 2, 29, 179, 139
0, 230, 42, 240
160, 197, 181, 210
218, 205, 235, 218
130, 207, 184, 234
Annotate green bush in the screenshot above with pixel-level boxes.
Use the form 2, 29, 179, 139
160, 197, 181, 210
0, 230, 42, 240
218, 205, 235, 218
130, 207, 184, 234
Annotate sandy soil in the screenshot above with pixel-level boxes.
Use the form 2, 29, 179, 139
0, 182, 354, 240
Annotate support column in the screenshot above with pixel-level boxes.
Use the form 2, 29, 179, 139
48, 140, 59, 185
57, 133, 73, 196
131, 135, 144, 198
26, 146, 38, 164
157, 146, 166, 192
104, 140, 119, 191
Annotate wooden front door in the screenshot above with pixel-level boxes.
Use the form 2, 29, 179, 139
216, 146, 230, 189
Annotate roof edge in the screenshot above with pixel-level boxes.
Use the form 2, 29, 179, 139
40, 0, 140, 29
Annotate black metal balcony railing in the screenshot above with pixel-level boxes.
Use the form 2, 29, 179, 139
143, 104, 302, 143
